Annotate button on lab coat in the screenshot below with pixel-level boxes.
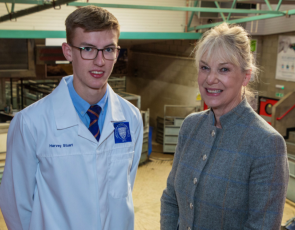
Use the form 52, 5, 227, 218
0, 76, 143, 230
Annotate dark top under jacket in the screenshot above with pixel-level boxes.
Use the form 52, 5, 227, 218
161, 98, 289, 230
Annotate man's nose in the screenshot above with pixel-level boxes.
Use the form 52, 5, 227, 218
93, 50, 105, 66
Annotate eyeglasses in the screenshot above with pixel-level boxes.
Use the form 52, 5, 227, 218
69, 44, 121, 60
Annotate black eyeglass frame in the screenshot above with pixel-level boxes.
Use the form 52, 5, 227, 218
69, 44, 121, 60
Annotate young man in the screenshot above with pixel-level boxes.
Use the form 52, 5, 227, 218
0, 6, 143, 230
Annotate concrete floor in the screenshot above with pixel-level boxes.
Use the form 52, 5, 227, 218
0, 143, 294, 230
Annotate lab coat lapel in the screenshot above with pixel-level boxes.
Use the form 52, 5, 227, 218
52, 76, 98, 144
52, 77, 79, 129
98, 85, 126, 146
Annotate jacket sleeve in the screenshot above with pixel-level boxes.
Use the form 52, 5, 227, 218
160, 129, 183, 230
0, 113, 38, 230
130, 110, 143, 191
244, 133, 289, 230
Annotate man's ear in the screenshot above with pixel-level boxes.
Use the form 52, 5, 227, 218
62, 42, 73, 62
242, 69, 252, 86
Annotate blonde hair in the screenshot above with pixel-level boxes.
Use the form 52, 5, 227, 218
195, 23, 259, 108
65, 6, 120, 45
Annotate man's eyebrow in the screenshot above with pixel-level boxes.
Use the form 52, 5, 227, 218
79, 42, 117, 47
80, 42, 96, 47
104, 43, 117, 47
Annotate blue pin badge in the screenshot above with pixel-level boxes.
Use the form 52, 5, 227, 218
113, 122, 132, 143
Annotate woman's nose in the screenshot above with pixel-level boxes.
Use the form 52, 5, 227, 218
206, 71, 219, 85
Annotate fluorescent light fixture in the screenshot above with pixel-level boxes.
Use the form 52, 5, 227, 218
55, 61, 70, 64
46, 38, 66, 46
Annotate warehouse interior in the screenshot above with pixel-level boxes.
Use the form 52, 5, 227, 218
0, 0, 295, 229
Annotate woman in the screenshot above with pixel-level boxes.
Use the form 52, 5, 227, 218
161, 23, 289, 230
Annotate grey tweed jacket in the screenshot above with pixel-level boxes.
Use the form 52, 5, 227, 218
161, 99, 289, 230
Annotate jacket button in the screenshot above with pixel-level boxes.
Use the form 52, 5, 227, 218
211, 130, 215, 137
193, 178, 197, 184
190, 203, 193, 209
203, 154, 207, 161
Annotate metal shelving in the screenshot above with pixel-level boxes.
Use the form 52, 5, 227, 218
108, 75, 126, 92
163, 104, 200, 153
140, 109, 150, 164
116, 91, 141, 110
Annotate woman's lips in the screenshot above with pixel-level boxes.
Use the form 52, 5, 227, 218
205, 88, 223, 96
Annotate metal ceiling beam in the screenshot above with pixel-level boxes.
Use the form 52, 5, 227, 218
0, 0, 76, 23
5, 3, 15, 13
5, 3, 9, 13
0, 0, 45, 4
11, 3, 15, 13
276, 0, 284, 10
264, 0, 274, 10
0, 30, 65, 38
67, 2, 284, 15
187, 1, 199, 30
214, 1, 226, 21
227, 0, 237, 20
189, 8, 295, 30
0, 0, 285, 4
0, 30, 203, 39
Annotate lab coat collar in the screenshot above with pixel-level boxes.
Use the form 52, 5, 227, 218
52, 76, 126, 145
52, 76, 80, 130
107, 84, 125, 122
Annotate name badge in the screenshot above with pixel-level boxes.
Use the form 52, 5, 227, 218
113, 122, 132, 144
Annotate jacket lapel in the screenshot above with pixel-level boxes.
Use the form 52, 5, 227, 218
98, 84, 126, 146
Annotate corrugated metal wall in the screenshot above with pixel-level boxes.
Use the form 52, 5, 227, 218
246, 4, 295, 35
0, 0, 186, 32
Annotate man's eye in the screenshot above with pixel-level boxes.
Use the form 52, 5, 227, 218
83, 47, 93, 52
104, 47, 115, 53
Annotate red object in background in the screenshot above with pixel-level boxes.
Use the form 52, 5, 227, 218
258, 97, 279, 125
204, 102, 208, 110
276, 104, 295, 120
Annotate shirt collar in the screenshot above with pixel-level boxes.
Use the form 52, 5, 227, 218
68, 78, 108, 116
209, 98, 251, 129
97, 88, 108, 113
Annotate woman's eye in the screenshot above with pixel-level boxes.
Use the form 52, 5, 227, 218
201, 65, 209, 70
84, 47, 93, 52
104, 47, 114, 53
220, 67, 229, 72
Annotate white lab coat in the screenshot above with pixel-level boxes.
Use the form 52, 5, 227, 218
0, 76, 143, 230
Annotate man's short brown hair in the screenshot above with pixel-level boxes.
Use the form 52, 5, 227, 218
65, 5, 120, 44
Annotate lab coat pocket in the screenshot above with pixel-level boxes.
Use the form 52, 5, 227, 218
108, 151, 133, 199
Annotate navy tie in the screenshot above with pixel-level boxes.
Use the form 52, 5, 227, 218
87, 105, 101, 142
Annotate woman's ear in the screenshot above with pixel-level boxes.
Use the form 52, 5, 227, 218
62, 43, 73, 62
242, 69, 252, 86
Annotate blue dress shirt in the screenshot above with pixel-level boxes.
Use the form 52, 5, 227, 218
67, 78, 108, 133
